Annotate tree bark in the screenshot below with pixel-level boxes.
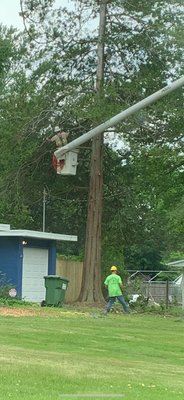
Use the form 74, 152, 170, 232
78, 1, 107, 303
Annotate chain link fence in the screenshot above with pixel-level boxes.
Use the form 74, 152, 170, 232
143, 281, 182, 305
127, 274, 182, 307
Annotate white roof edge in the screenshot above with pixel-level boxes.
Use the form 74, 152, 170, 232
167, 260, 184, 266
0, 229, 77, 242
173, 274, 182, 283
0, 224, 11, 231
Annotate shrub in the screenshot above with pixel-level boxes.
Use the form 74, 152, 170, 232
0, 271, 13, 298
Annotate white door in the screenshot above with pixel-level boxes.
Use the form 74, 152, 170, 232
22, 247, 48, 302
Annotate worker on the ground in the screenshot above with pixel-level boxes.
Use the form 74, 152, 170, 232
104, 266, 129, 314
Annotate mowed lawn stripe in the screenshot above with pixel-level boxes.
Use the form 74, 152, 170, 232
0, 311, 183, 399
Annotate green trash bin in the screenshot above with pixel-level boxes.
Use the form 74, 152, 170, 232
44, 275, 69, 306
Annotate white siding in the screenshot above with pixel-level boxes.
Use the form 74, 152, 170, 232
22, 247, 48, 302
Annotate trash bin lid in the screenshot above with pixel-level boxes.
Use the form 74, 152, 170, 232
60, 277, 69, 282
44, 275, 69, 282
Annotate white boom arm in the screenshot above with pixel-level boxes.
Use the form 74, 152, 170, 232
54, 76, 184, 159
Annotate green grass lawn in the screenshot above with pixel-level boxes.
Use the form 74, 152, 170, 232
0, 308, 183, 400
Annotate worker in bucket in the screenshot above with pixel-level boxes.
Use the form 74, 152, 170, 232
104, 266, 129, 314
47, 126, 69, 174
49, 126, 69, 147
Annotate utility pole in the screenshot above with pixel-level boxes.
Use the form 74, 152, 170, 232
78, 0, 107, 302
42, 186, 47, 232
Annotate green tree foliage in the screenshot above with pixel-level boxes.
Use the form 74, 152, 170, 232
0, 0, 183, 269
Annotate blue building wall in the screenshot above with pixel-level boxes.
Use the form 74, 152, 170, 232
0, 236, 57, 298
0, 237, 20, 293
48, 241, 56, 275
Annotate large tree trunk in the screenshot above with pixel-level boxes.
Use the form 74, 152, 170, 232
78, 133, 104, 302
78, 1, 107, 303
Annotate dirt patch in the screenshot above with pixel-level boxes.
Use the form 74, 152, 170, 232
0, 307, 44, 317
0, 306, 90, 317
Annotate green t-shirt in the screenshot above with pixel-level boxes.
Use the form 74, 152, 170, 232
104, 273, 122, 297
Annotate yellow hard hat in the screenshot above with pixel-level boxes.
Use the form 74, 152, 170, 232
111, 265, 117, 271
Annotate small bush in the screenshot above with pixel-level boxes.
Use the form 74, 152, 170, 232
0, 271, 13, 299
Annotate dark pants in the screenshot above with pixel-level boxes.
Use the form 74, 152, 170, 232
106, 295, 129, 313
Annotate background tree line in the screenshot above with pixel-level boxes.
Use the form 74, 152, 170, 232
0, 0, 184, 283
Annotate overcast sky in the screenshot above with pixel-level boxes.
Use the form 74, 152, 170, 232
0, 0, 73, 29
